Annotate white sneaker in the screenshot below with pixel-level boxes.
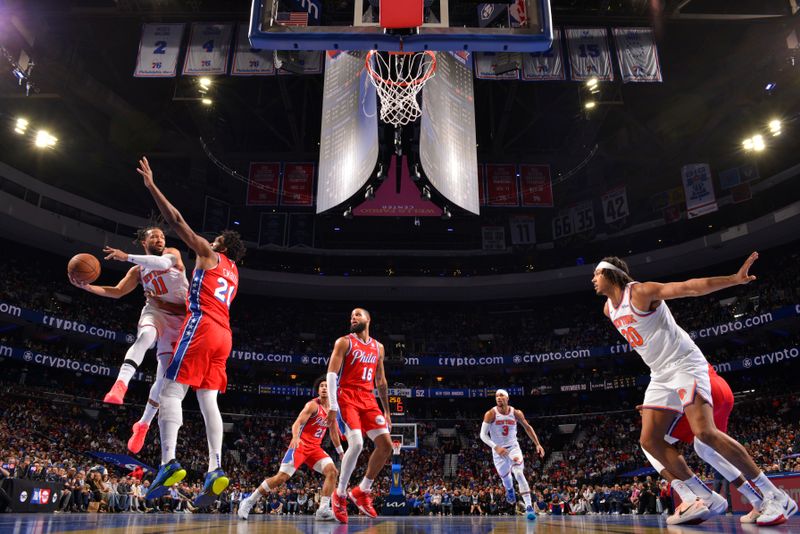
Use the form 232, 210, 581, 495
740, 507, 760, 523
315, 505, 335, 521
701, 491, 728, 519
666, 499, 709, 525
238, 497, 255, 521
756, 490, 798, 527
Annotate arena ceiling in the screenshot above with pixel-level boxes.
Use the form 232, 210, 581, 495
0, 0, 798, 256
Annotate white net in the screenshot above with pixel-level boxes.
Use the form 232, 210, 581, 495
365, 50, 437, 127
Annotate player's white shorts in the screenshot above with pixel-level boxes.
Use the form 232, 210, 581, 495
642, 363, 713, 414
492, 443, 524, 478
138, 304, 186, 356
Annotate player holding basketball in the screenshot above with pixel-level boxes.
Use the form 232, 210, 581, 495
480, 388, 544, 521
136, 157, 247, 507
238, 376, 344, 521
639, 364, 764, 523
593, 253, 797, 526
68, 227, 188, 454
324, 308, 393, 523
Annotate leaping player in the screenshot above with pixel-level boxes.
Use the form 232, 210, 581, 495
238, 376, 344, 521
324, 308, 393, 524
480, 389, 544, 521
136, 156, 247, 507
69, 226, 188, 454
593, 253, 797, 526
639, 363, 764, 523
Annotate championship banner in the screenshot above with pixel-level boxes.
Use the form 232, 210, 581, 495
231, 23, 275, 76
280, 163, 315, 206
182, 23, 234, 76
134, 23, 184, 78
681, 163, 718, 219
565, 28, 614, 81
519, 164, 553, 207
478, 164, 487, 206
612, 27, 663, 83
474, 52, 520, 80
246, 162, 280, 205
522, 28, 565, 81
486, 164, 519, 206
601, 186, 629, 223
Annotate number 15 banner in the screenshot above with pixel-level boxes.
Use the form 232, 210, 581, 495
134, 24, 185, 78
565, 28, 613, 81
183, 23, 234, 76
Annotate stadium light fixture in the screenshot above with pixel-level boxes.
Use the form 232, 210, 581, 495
584, 101, 596, 110
768, 119, 781, 136
15, 118, 28, 134
752, 134, 765, 151
34, 129, 57, 148
201, 97, 213, 106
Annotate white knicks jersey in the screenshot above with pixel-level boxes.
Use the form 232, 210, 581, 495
489, 406, 519, 448
608, 282, 707, 377
139, 263, 188, 306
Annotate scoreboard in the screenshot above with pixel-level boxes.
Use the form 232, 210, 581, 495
388, 395, 406, 418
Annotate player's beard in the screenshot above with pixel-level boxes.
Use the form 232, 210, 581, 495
145, 244, 164, 256
350, 322, 366, 334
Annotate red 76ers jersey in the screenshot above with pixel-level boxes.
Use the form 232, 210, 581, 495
338, 334, 380, 392
188, 252, 238, 328
299, 398, 329, 446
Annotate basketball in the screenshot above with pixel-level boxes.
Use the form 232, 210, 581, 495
68, 253, 101, 284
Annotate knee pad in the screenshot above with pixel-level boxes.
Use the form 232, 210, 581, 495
345, 431, 364, 454
158, 380, 187, 424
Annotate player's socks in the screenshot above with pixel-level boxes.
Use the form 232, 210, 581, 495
359, 477, 373, 493
522, 492, 532, 508
140, 401, 159, 425
753, 472, 780, 496
118, 364, 137, 386
670, 480, 697, 503
684, 475, 713, 499
737, 481, 763, 508
320, 496, 331, 508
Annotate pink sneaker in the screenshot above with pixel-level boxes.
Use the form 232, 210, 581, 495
103, 380, 128, 405
127, 422, 149, 454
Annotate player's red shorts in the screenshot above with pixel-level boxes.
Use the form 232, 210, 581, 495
279, 442, 331, 475
337, 387, 388, 437
166, 315, 232, 392
668, 368, 734, 443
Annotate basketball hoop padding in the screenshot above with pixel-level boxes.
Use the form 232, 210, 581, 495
380, 0, 424, 29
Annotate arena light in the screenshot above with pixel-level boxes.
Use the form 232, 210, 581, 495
198, 77, 212, 94
752, 134, 765, 151
584, 101, 596, 110
586, 77, 599, 94
201, 97, 213, 106
34, 129, 57, 148
768, 119, 781, 136
15, 118, 28, 134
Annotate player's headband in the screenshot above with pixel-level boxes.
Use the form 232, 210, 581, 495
595, 261, 626, 275
496, 389, 509, 398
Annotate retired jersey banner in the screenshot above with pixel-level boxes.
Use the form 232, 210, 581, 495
281, 163, 315, 206
522, 28, 565, 81
682, 163, 718, 219
486, 164, 519, 206
232, 23, 275, 76
519, 164, 553, 207
565, 28, 613, 81
182, 23, 233, 76
601, 186, 629, 223
612, 27, 663, 83
474, 52, 520, 80
134, 24, 184, 78
246, 162, 280, 206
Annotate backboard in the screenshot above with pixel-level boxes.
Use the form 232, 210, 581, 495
249, 0, 553, 52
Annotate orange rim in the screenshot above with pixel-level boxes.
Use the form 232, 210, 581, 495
365, 50, 437, 88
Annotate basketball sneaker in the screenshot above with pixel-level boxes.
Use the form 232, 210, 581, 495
103, 380, 128, 405
666, 498, 710, 525
740, 507, 760, 523
506, 488, 516, 504
316, 504, 336, 521
332, 491, 348, 523
756, 490, 798, 526
127, 422, 149, 454
145, 459, 186, 500
701, 490, 729, 519
526, 505, 537, 521
237, 494, 256, 520
348, 486, 378, 518
193, 468, 230, 507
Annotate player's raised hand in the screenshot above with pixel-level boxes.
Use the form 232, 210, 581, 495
734, 252, 758, 285
103, 246, 128, 262
136, 156, 155, 188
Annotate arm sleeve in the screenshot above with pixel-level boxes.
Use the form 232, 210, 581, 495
127, 253, 176, 270
480, 422, 497, 449
326, 371, 339, 411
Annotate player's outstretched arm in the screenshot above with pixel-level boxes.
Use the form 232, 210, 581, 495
515, 409, 545, 458
480, 410, 507, 456
289, 401, 316, 450
324, 337, 349, 430
103, 245, 177, 271
633, 252, 758, 308
69, 265, 139, 299
136, 157, 215, 261
375, 343, 392, 431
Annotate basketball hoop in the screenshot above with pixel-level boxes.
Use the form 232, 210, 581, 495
391, 438, 403, 456
365, 50, 437, 127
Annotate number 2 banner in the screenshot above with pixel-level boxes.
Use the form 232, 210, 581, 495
565, 28, 613, 81
134, 24, 185, 78
183, 23, 234, 76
